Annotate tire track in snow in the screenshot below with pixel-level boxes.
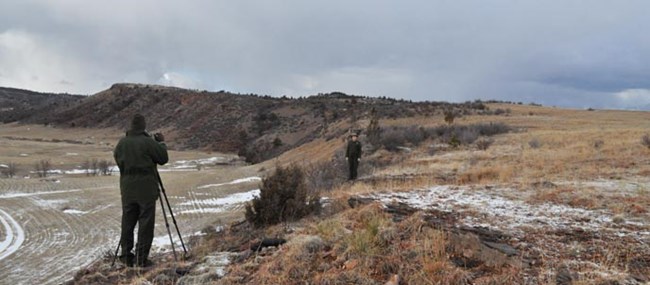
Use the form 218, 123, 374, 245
0, 208, 25, 261
0, 183, 119, 285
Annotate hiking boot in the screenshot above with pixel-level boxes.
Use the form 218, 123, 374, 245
118, 253, 135, 267
136, 259, 155, 268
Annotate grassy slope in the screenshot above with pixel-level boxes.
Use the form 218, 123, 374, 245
68, 104, 650, 284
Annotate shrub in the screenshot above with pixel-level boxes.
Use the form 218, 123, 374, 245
239, 140, 274, 163
366, 107, 382, 148
457, 128, 479, 145
246, 165, 321, 227
380, 128, 407, 152
304, 158, 347, 192
273, 137, 283, 148
642, 134, 650, 149
473, 122, 511, 136
494, 108, 507, 115
593, 139, 604, 149
449, 134, 461, 148
444, 110, 456, 124
529, 138, 543, 149
377, 123, 511, 151
424, 123, 510, 143
402, 126, 426, 146
476, 138, 494, 150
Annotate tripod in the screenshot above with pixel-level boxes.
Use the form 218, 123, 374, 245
111, 169, 187, 267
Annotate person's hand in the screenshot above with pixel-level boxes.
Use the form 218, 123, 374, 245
153, 132, 165, 142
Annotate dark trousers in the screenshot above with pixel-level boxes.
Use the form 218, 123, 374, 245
348, 157, 359, 180
121, 199, 156, 264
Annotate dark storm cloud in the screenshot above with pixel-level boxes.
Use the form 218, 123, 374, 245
1, 0, 649, 109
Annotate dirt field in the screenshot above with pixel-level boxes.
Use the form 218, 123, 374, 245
0, 124, 263, 284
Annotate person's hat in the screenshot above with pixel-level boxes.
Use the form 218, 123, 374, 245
131, 114, 146, 131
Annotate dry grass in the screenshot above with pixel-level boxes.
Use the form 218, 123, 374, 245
213, 202, 533, 285
11, 102, 650, 284
158, 104, 650, 283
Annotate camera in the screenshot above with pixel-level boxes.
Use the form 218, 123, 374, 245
153, 132, 164, 142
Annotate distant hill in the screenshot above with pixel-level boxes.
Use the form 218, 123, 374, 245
0, 87, 84, 123
0, 83, 493, 162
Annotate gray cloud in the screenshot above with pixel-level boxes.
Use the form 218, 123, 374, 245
1, 0, 649, 109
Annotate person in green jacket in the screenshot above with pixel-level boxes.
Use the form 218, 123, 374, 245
113, 114, 168, 267
345, 133, 362, 180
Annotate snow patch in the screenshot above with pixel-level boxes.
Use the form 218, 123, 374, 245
180, 189, 260, 207
0, 189, 83, 199
31, 198, 69, 208
63, 166, 119, 175
178, 189, 260, 215
174, 157, 227, 165
152, 230, 204, 252
369, 185, 647, 237
197, 177, 261, 189
178, 208, 226, 214
0, 209, 25, 261
63, 209, 88, 215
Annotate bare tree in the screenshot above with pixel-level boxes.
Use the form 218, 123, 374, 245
82, 159, 91, 176
90, 158, 99, 176
34, 160, 51, 178
1, 162, 18, 178
98, 159, 113, 176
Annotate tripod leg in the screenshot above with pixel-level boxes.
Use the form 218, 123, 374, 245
159, 194, 177, 261
155, 170, 188, 255
111, 238, 121, 267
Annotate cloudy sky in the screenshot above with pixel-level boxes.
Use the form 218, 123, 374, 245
1, 1, 649, 109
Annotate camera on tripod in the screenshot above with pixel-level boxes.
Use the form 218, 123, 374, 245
153, 132, 164, 142
143, 130, 164, 142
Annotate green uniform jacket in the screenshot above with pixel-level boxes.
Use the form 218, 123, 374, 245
346, 140, 362, 159
113, 130, 169, 203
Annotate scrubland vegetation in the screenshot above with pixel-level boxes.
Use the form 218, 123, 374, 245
60, 103, 650, 285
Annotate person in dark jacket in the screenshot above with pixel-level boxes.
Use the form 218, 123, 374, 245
345, 133, 362, 180
113, 114, 168, 267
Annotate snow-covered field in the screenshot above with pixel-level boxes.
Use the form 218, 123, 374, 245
0, 171, 260, 285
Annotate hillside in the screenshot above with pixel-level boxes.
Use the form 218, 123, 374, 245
1, 89, 648, 284
1, 84, 494, 162
60, 103, 650, 285
0, 87, 84, 123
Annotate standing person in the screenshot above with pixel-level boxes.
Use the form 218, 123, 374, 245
113, 114, 168, 267
345, 133, 362, 180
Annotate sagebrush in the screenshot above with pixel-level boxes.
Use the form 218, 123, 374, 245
246, 165, 321, 227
